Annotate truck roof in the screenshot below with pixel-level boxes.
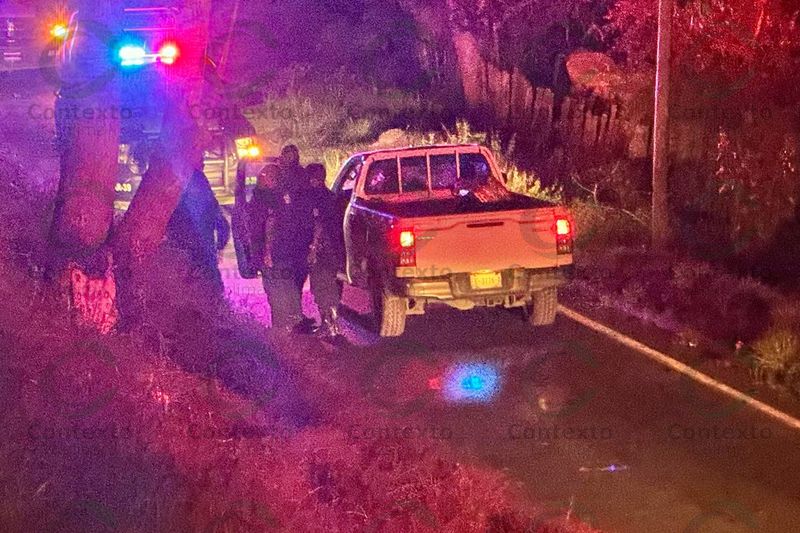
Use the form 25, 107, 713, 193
352, 143, 483, 160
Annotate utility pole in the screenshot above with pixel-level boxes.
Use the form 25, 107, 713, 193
652, 0, 673, 248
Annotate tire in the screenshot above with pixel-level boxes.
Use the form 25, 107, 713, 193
528, 288, 558, 326
370, 276, 407, 337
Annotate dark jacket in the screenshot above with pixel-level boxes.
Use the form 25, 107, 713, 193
167, 170, 230, 261
250, 164, 314, 265
309, 185, 344, 268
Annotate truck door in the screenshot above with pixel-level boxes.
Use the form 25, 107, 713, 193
332, 158, 362, 283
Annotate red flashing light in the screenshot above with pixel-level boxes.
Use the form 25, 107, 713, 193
159, 43, 179, 65
556, 218, 571, 236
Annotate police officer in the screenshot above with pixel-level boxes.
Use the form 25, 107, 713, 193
253, 145, 315, 332
306, 163, 345, 341
166, 163, 230, 295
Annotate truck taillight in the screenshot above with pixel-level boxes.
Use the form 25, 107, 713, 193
555, 217, 573, 255
397, 229, 416, 267
400, 230, 415, 248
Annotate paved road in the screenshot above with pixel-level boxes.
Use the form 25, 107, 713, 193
369, 307, 800, 533
220, 247, 800, 532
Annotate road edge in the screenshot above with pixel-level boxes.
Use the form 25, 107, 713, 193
559, 304, 800, 432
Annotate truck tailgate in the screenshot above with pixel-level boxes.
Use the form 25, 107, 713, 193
399, 207, 564, 277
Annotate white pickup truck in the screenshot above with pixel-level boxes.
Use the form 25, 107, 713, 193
331, 144, 574, 337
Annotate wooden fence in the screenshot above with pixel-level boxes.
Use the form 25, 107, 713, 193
452, 31, 630, 164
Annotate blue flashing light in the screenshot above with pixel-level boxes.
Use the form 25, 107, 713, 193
442, 362, 501, 404
119, 45, 147, 67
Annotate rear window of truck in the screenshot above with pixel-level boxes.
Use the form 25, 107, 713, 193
400, 156, 427, 192
364, 152, 494, 196
365, 159, 399, 195
456, 153, 491, 190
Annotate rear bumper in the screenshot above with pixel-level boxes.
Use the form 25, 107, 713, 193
398, 266, 572, 301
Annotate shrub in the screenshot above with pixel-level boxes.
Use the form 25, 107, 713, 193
752, 328, 800, 385
320, 148, 352, 186
504, 165, 562, 202
720, 281, 774, 344
771, 301, 800, 331
670, 260, 713, 293
570, 200, 649, 251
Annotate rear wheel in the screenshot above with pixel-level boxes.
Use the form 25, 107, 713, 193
370, 276, 407, 337
527, 288, 558, 326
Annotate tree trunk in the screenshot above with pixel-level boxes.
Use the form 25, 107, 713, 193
652, 0, 673, 248
51, 98, 120, 256
111, 98, 201, 265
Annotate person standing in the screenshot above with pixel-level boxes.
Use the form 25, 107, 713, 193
166, 165, 230, 295
306, 163, 345, 341
254, 145, 315, 332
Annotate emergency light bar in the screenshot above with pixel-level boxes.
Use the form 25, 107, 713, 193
119, 45, 147, 66
118, 43, 180, 67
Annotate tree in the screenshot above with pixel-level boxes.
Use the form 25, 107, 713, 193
50, 0, 212, 325
607, 0, 800, 106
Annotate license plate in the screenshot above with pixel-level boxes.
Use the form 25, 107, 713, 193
470, 271, 502, 290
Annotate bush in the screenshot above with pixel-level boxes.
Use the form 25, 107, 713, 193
247, 86, 445, 157
670, 260, 714, 293
504, 165, 562, 202
720, 282, 773, 345
570, 200, 649, 251
753, 328, 800, 386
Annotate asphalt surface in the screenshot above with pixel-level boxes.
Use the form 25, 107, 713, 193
220, 245, 800, 533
